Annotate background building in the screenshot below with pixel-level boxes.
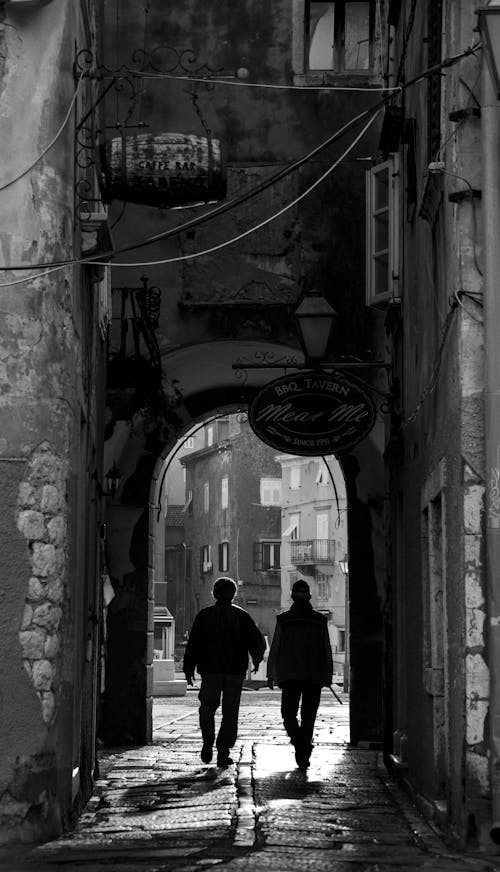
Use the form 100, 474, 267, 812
277, 454, 348, 681
181, 415, 282, 641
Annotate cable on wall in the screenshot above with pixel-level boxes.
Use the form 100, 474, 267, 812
0, 72, 84, 194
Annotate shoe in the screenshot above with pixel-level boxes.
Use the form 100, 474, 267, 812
294, 741, 312, 770
201, 743, 213, 763
216, 751, 234, 767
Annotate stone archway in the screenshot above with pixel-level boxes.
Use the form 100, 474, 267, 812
100, 339, 386, 747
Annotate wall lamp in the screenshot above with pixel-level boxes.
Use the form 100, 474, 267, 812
105, 462, 122, 498
293, 289, 337, 367
478, 1, 500, 99
93, 463, 122, 499
339, 555, 349, 575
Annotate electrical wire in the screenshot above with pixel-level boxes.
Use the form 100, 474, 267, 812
0, 109, 381, 287
85, 110, 382, 268
402, 301, 458, 427
321, 455, 341, 526
0, 72, 84, 193
395, 0, 418, 86
128, 68, 401, 93
0, 103, 379, 270
454, 289, 483, 324
0, 41, 482, 285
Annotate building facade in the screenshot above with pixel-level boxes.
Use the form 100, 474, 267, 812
181, 416, 282, 641
0, 0, 109, 843
372, 0, 494, 850
277, 454, 348, 681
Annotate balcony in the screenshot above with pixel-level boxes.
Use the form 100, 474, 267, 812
290, 539, 335, 566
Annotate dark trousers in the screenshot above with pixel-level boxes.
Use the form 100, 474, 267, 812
198, 673, 244, 750
280, 680, 322, 748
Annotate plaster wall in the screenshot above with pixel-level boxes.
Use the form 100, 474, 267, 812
0, 0, 106, 843
384, 0, 488, 847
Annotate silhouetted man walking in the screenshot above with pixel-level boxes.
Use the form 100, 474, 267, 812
267, 579, 333, 769
183, 576, 266, 766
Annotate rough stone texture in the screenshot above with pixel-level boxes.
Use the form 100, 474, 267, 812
31, 544, 57, 578
27, 578, 47, 603
15, 445, 68, 736
40, 486, 63, 516
46, 517, 65, 546
17, 512, 46, 542
19, 631, 45, 660
32, 661, 53, 693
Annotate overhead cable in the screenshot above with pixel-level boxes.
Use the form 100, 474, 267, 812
0, 41, 482, 284
0, 110, 381, 288
1, 103, 379, 270
0, 73, 84, 193
129, 69, 401, 93
88, 110, 382, 268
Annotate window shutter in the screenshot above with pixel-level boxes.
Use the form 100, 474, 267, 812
365, 153, 400, 307
254, 542, 263, 571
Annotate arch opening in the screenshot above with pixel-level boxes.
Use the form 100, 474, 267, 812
100, 364, 386, 750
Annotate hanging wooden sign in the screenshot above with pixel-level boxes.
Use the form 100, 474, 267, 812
105, 132, 226, 208
249, 370, 377, 455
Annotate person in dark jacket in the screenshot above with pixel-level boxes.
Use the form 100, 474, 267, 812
267, 578, 333, 769
183, 576, 266, 766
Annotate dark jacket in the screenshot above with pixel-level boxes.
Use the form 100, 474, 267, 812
183, 601, 266, 677
267, 602, 333, 687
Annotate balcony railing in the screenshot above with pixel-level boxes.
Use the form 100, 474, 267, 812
290, 539, 335, 565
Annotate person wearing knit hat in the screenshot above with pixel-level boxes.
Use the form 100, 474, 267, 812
183, 576, 266, 767
267, 577, 333, 769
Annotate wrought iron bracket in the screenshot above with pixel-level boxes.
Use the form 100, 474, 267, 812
232, 355, 395, 412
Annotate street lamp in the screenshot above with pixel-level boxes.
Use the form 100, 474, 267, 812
293, 289, 337, 366
105, 462, 122, 499
339, 556, 349, 576
478, 1, 500, 99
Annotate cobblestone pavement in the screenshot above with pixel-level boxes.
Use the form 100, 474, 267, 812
3, 689, 500, 872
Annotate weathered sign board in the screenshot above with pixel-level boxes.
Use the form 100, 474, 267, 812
105, 132, 226, 208
249, 370, 377, 455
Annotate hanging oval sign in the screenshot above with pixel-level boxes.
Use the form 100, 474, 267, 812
248, 370, 377, 456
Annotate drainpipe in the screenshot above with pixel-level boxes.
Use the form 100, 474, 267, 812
481, 54, 500, 845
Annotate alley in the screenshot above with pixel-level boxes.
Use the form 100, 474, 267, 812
2, 690, 500, 872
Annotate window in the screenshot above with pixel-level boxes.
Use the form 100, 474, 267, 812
206, 425, 214, 447
307, 1, 370, 72
316, 512, 329, 540
184, 436, 194, 449
292, 0, 372, 81
316, 569, 330, 600
200, 544, 212, 573
183, 490, 193, 514
283, 513, 300, 540
203, 481, 210, 513
221, 475, 229, 509
316, 462, 329, 485
260, 477, 282, 505
254, 541, 281, 571
219, 541, 229, 572
366, 153, 400, 307
290, 467, 301, 489
337, 628, 346, 651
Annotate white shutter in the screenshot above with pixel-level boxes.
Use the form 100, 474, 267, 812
366, 153, 400, 307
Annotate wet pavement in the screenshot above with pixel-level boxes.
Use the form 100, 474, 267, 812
2, 688, 500, 871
